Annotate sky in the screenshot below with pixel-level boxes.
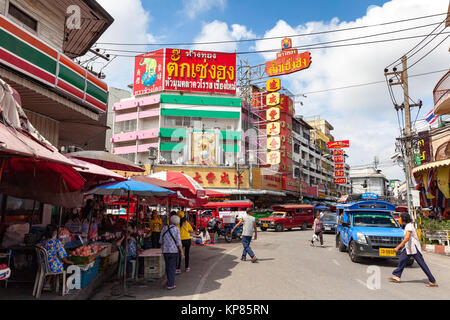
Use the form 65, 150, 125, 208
91, 0, 450, 181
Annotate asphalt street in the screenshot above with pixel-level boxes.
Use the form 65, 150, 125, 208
91, 228, 450, 300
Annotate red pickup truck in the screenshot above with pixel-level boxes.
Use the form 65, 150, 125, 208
259, 205, 314, 232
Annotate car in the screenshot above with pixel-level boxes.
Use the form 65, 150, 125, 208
259, 205, 314, 232
254, 209, 273, 227
321, 212, 337, 233
336, 200, 413, 266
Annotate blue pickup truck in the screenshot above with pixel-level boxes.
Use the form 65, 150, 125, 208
336, 200, 413, 265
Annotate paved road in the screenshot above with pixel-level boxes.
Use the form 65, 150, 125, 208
91, 229, 450, 300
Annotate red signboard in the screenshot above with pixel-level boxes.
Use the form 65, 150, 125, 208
328, 140, 350, 149
134, 49, 165, 96
134, 48, 237, 96
334, 149, 344, 156
334, 178, 347, 184
334, 170, 345, 177
266, 50, 312, 77
334, 163, 345, 170
334, 156, 345, 163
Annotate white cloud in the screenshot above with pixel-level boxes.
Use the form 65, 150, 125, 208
255, 0, 449, 180
90, 0, 158, 90
182, 0, 227, 19
192, 20, 256, 52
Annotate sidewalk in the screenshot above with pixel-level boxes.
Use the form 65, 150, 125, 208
422, 244, 450, 257
90, 240, 241, 300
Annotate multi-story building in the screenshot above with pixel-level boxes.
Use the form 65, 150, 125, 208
349, 167, 388, 197
0, 0, 112, 149
0, 0, 112, 224
106, 87, 132, 152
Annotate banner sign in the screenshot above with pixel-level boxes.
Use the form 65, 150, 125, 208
328, 140, 350, 149
333, 149, 344, 156
362, 193, 378, 200
266, 78, 281, 92
134, 48, 237, 96
334, 156, 345, 163
334, 170, 345, 177
265, 38, 312, 77
266, 92, 281, 106
334, 178, 347, 184
334, 163, 345, 170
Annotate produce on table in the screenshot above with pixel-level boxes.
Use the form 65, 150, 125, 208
69, 245, 104, 257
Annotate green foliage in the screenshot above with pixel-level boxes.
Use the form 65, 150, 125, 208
420, 218, 450, 231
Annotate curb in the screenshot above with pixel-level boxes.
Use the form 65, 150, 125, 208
422, 244, 450, 256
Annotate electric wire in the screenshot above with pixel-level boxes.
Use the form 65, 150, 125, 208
96, 12, 448, 47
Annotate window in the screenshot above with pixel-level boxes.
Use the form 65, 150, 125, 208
294, 144, 300, 154
9, 3, 37, 31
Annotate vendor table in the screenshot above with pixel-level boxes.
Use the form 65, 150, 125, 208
138, 249, 165, 280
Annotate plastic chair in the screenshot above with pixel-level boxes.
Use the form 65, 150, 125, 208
32, 245, 67, 299
117, 246, 135, 280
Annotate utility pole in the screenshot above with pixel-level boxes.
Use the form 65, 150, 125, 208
385, 56, 422, 224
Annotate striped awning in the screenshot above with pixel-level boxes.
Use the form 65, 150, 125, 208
412, 159, 450, 174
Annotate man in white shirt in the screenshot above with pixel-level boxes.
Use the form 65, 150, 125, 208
231, 208, 257, 263
391, 213, 438, 287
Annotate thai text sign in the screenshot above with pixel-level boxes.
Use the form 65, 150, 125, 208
134, 48, 237, 96
334, 163, 345, 170
328, 140, 350, 149
334, 156, 345, 163
334, 170, 345, 177
334, 178, 347, 184
266, 50, 312, 77
334, 149, 345, 156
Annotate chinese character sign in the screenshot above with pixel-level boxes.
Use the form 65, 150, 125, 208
266, 92, 281, 106
266, 78, 281, 92
266, 107, 280, 121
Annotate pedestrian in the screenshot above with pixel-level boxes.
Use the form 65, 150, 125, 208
176, 211, 194, 273
160, 215, 184, 290
311, 213, 324, 247
231, 208, 257, 263
149, 210, 162, 249
391, 213, 438, 287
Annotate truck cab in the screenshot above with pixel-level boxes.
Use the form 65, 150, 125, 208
259, 205, 314, 232
336, 201, 406, 263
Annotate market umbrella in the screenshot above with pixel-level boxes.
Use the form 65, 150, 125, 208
205, 189, 230, 198
69, 150, 145, 173
148, 171, 209, 200
86, 180, 174, 296
132, 176, 195, 199
0, 78, 86, 207
68, 156, 127, 190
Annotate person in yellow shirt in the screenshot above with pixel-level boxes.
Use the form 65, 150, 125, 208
176, 211, 194, 273
149, 210, 163, 249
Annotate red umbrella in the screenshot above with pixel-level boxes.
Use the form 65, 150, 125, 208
205, 189, 230, 198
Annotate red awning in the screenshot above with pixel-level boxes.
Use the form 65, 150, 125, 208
205, 189, 230, 198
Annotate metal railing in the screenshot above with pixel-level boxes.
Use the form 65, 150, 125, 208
433, 70, 450, 106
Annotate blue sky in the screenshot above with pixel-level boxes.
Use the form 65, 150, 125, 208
140, 0, 390, 43
95, 0, 450, 180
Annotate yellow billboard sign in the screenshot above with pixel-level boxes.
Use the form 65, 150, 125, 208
266, 92, 280, 106
267, 151, 281, 165
267, 122, 281, 136
266, 107, 280, 121
266, 78, 281, 92
267, 136, 281, 150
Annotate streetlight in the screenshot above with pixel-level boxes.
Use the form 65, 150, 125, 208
148, 147, 158, 175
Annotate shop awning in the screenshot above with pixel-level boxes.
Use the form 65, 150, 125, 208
412, 159, 450, 174
207, 189, 287, 197
69, 150, 145, 172
132, 176, 195, 199
205, 189, 230, 198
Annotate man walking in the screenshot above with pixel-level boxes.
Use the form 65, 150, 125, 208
391, 213, 438, 287
232, 208, 257, 263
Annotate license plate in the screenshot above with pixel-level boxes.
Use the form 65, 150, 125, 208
263, 224, 268, 228
379, 248, 396, 257
325, 227, 331, 231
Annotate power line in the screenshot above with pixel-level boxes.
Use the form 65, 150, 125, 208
96, 12, 448, 47
407, 33, 450, 71
289, 68, 448, 96
388, 15, 448, 68
98, 29, 450, 58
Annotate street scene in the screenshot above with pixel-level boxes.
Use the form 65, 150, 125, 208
0, 0, 449, 304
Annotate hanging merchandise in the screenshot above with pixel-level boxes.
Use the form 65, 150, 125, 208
436, 166, 450, 199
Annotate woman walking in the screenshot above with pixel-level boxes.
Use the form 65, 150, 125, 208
160, 215, 184, 290
311, 213, 324, 247
176, 211, 194, 273
391, 213, 438, 287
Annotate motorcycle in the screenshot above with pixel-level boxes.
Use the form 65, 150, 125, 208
207, 217, 243, 243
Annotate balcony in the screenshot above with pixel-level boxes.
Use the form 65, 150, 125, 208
433, 71, 450, 116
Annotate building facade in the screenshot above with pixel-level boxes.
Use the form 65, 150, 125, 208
0, 0, 112, 149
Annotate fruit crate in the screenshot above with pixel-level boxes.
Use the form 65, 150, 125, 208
143, 255, 165, 279
80, 258, 100, 289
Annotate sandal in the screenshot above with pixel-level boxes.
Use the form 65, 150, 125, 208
167, 286, 176, 290
390, 276, 401, 283
426, 282, 438, 287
